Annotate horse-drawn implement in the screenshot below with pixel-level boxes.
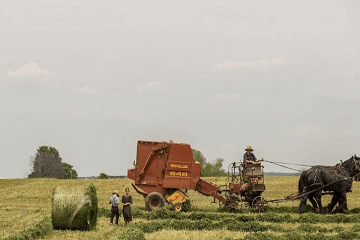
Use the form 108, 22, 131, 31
127, 140, 360, 213
127, 140, 268, 212
217, 161, 268, 212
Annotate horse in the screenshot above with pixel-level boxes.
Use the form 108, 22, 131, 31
298, 155, 360, 214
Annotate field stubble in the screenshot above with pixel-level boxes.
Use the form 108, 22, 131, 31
1, 177, 360, 239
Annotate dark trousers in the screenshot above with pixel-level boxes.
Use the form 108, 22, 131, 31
110, 206, 119, 224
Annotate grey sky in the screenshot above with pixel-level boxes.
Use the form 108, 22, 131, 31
0, 0, 359, 178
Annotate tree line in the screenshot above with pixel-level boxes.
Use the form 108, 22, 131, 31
27, 146, 227, 179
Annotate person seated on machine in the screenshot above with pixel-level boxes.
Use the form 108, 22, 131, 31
243, 145, 257, 164
240, 145, 262, 191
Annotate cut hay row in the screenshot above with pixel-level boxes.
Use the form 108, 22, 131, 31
6, 207, 359, 240
121, 207, 360, 224
3, 216, 52, 240
144, 229, 250, 240
118, 219, 360, 240
51, 183, 98, 230
131, 219, 360, 234
240, 230, 359, 240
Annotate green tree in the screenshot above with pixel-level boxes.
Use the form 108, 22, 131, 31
210, 158, 227, 177
201, 159, 227, 177
98, 173, 109, 179
62, 162, 78, 179
28, 146, 66, 178
191, 148, 206, 166
192, 149, 227, 177
37, 146, 61, 159
28, 146, 78, 179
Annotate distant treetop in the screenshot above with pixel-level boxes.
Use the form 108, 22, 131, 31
28, 145, 77, 179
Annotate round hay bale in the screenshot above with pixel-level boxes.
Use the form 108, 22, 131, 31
52, 183, 98, 230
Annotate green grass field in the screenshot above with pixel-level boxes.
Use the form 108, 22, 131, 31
1, 177, 360, 240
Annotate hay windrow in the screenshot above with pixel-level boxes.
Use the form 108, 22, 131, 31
4, 216, 52, 240
118, 207, 360, 224
51, 183, 98, 230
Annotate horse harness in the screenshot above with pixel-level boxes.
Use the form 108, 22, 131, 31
305, 165, 352, 190
351, 156, 360, 180
341, 156, 360, 182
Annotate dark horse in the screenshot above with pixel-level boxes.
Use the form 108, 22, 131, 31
298, 155, 360, 214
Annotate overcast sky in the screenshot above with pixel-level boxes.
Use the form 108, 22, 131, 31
0, 0, 359, 178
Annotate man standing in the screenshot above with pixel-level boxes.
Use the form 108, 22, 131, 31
243, 145, 257, 164
109, 190, 120, 225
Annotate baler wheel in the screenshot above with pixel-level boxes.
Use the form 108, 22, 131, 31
145, 192, 165, 211
173, 202, 183, 212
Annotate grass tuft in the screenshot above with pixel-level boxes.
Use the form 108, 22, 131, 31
117, 227, 146, 240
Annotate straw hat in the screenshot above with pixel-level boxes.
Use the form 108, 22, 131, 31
112, 190, 119, 196
245, 145, 254, 151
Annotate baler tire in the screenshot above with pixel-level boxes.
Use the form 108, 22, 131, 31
173, 202, 183, 212
145, 192, 165, 211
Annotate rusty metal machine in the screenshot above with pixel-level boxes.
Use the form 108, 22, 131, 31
127, 140, 267, 212
127, 140, 225, 211
221, 161, 268, 212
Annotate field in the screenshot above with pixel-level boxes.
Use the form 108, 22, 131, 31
2, 177, 360, 240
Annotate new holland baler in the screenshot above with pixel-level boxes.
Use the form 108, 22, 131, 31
127, 140, 225, 211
